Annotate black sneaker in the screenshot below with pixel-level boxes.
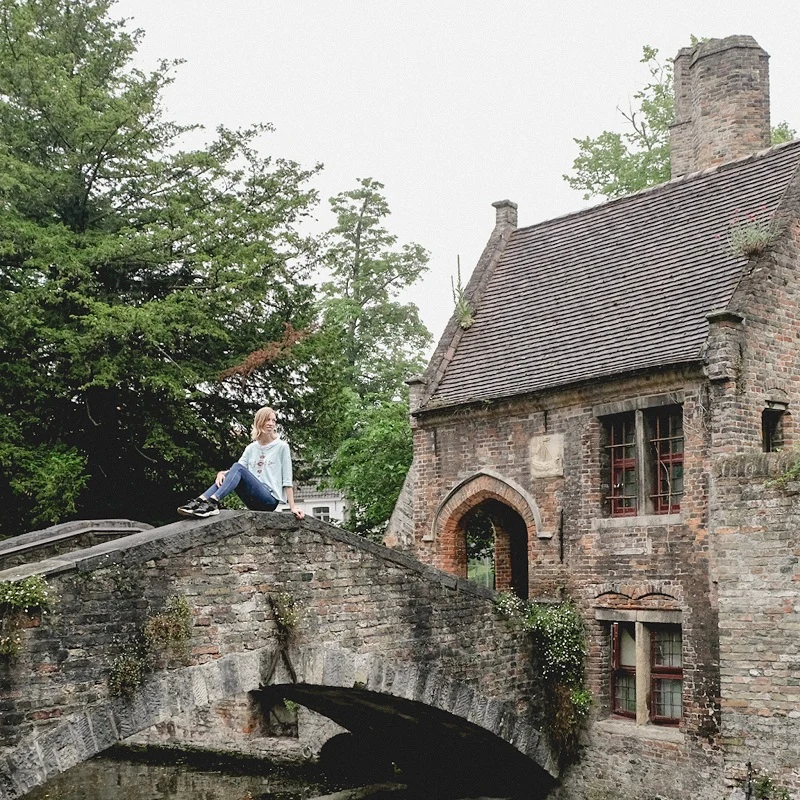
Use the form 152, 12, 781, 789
178, 497, 216, 517
177, 497, 204, 517
190, 498, 220, 518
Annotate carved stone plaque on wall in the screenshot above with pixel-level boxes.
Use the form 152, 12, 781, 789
529, 433, 564, 478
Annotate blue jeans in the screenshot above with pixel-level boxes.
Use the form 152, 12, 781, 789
203, 463, 279, 511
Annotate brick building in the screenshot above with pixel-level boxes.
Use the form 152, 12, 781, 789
388, 36, 800, 799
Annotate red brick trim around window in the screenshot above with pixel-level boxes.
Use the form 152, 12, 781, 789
430, 469, 541, 546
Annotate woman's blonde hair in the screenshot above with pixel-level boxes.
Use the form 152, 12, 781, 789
251, 407, 277, 441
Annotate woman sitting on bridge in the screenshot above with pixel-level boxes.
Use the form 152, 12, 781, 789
177, 406, 305, 520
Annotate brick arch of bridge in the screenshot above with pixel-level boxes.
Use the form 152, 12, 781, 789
430, 469, 541, 585
1, 644, 557, 799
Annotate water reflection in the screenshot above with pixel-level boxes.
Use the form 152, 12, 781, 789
25, 746, 330, 800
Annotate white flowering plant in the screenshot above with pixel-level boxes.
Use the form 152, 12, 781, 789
494, 592, 590, 762
0, 575, 52, 659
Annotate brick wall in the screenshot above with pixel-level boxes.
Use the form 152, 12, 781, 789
713, 190, 800, 454
711, 453, 800, 796
671, 36, 771, 178
404, 365, 725, 798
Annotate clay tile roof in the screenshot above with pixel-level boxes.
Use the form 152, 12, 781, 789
293, 484, 343, 502
424, 141, 800, 409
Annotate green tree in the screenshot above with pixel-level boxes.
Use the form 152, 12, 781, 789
316, 178, 432, 537
0, 0, 319, 535
328, 397, 413, 540
565, 44, 797, 200
565, 45, 673, 200
320, 178, 431, 399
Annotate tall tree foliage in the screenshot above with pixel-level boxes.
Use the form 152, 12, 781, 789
565, 43, 797, 200
564, 45, 674, 200
320, 178, 431, 399
318, 178, 431, 539
0, 0, 319, 534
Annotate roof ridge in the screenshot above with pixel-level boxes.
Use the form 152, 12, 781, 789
516, 139, 800, 235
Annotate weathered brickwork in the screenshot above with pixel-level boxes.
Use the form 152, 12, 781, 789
399, 363, 728, 798
0, 513, 554, 798
710, 455, 800, 795
671, 36, 771, 178
713, 188, 800, 454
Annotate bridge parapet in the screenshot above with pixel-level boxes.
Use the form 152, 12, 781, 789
0, 512, 553, 797
0, 519, 153, 572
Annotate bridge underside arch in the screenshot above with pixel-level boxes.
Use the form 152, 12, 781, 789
2, 645, 556, 799
267, 683, 555, 797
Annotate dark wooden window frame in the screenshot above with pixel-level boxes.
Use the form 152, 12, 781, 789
602, 403, 684, 517
649, 407, 684, 514
649, 626, 683, 725
607, 414, 638, 516
611, 622, 636, 718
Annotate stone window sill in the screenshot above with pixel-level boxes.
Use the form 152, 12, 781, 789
593, 716, 684, 743
592, 512, 683, 530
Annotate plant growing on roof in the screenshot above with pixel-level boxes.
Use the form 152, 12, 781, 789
451, 256, 474, 330
727, 210, 785, 258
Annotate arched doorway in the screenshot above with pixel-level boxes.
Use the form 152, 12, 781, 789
462, 499, 529, 599
430, 470, 539, 597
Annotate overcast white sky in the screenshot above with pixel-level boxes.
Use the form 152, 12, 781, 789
113, 0, 800, 348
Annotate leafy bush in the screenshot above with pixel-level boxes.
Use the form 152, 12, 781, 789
143, 595, 192, 662
0, 575, 51, 612
108, 594, 193, 697
0, 575, 52, 658
270, 591, 300, 641
495, 593, 590, 762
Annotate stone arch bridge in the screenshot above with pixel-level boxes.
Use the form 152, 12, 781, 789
0, 512, 557, 799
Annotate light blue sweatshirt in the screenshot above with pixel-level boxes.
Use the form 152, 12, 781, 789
238, 439, 293, 502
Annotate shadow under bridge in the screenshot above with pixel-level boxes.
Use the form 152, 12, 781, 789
259, 681, 557, 799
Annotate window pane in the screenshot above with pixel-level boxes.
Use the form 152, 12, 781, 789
653, 677, 682, 720
652, 628, 682, 667
614, 673, 636, 715
650, 406, 684, 513
620, 626, 636, 666
607, 413, 638, 516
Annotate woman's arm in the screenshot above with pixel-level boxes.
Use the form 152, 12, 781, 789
284, 486, 304, 519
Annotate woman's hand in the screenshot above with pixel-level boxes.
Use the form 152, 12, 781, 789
215, 470, 228, 487
290, 505, 305, 520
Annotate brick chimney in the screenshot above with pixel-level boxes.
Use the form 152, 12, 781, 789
670, 35, 771, 178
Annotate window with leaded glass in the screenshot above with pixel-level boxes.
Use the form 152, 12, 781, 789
649, 406, 684, 513
607, 619, 683, 726
601, 403, 685, 517
651, 626, 683, 724
607, 414, 637, 516
611, 622, 637, 717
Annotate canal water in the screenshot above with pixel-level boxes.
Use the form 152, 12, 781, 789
23, 744, 519, 799
24, 746, 334, 800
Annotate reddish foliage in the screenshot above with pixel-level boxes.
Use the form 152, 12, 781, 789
219, 323, 308, 381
